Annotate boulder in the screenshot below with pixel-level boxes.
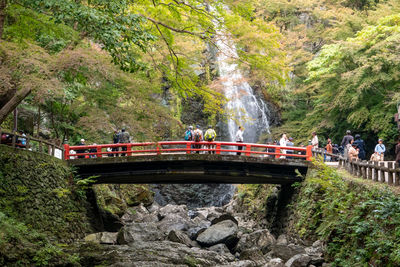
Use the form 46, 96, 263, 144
276, 234, 288, 246
272, 244, 306, 261
100, 232, 118, 244
235, 229, 276, 254
158, 204, 188, 219
117, 223, 164, 244
211, 214, 239, 225
157, 213, 194, 233
121, 204, 150, 223
264, 258, 285, 267
219, 260, 257, 267
285, 254, 311, 267
196, 220, 239, 248
239, 248, 267, 265
168, 230, 194, 247
208, 244, 231, 254
84, 233, 102, 243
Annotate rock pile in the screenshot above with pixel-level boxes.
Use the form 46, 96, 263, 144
84, 201, 328, 266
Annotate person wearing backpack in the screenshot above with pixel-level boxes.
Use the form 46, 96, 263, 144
204, 125, 217, 154
193, 125, 203, 154
184, 126, 194, 141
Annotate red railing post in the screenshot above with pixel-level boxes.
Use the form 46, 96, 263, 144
275, 147, 280, 159
216, 143, 221, 155
245, 145, 251, 156
127, 144, 132, 156
97, 145, 102, 158
186, 142, 191, 154
157, 143, 161, 155
306, 145, 312, 161
64, 144, 70, 160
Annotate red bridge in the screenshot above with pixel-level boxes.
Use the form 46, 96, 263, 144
65, 141, 312, 184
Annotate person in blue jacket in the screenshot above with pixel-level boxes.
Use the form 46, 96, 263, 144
353, 134, 366, 160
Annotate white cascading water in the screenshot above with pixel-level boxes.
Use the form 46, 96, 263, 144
215, 30, 271, 143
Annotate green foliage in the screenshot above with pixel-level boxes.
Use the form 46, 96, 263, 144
293, 159, 400, 266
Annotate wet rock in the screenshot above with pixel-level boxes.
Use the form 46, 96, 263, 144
272, 244, 306, 261
117, 223, 164, 244
235, 229, 276, 254
264, 258, 285, 267
240, 248, 267, 265
211, 213, 239, 225
187, 217, 211, 239
196, 220, 239, 248
147, 201, 161, 213
284, 254, 311, 267
168, 230, 194, 247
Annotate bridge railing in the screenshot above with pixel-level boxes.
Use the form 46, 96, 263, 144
0, 129, 64, 159
64, 141, 313, 161
313, 149, 400, 186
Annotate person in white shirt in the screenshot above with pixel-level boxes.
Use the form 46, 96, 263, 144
279, 133, 288, 158
235, 126, 244, 155
311, 131, 319, 148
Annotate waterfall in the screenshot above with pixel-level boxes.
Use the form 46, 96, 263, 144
215, 30, 271, 143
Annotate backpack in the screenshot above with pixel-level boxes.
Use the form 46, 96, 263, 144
184, 130, 192, 141
205, 129, 215, 141
194, 131, 201, 142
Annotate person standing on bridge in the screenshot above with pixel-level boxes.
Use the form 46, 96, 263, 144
348, 141, 359, 162
353, 134, 366, 160
112, 130, 120, 157
235, 126, 244, 155
325, 138, 333, 162
341, 130, 353, 159
279, 133, 288, 158
204, 125, 217, 154
119, 128, 131, 156
395, 138, 400, 165
374, 139, 386, 161
193, 125, 203, 154
311, 132, 319, 148
76, 139, 87, 159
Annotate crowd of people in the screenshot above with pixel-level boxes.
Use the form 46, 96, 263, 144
275, 130, 400, 164
70, 125, 400, 164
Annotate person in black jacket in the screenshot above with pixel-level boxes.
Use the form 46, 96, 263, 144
76, 139, 87, 159
112, 130, 120, 157
353, 134, 366, 160
340, 130, 354, 159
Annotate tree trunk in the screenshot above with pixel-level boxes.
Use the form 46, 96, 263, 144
0, 87, 31, 124
0, 0, 7, 39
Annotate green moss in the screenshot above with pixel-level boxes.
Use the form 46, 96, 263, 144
292, 159, 400, 266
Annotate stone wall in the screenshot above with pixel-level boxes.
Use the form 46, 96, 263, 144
0, 144, 92, 242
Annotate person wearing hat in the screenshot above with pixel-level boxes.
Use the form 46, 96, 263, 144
204, 125, 217, 154
348, 140, 359, 162
76, 138, 86, 159
374, 139, 386, 161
